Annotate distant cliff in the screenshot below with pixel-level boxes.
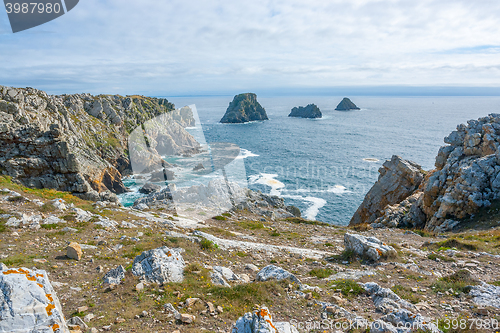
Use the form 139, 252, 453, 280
0, 86, 198, 201
288, 104, 322, 119
335, 97, 360, 111
220, 93, 268, 123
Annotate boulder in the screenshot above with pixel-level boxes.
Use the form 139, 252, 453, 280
232, 307, 299, 333
344, 233, 396, 261
102, 265, 126, 285
220, 93, 268, 123
256, 265, 301, 285
469, 282, 500, 309
214, 266, 241, 281
288, 104, 322, 119
210, 271, 231, 287
363, 282, 416, 314
131, 247, 185, 283
138, 183, 162, 194
0, 267, 69, 332
66, 242, 82, 261
335, 97, 360, 111
350, 155, 424, 226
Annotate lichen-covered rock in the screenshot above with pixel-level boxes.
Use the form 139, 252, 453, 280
345, 233, 396, 261
232, 307, 298, 333
256, 265, 301, 285
335, 97, 360, 111
350, 155, 424, 226
380, 309, 442, 333
102, 265, 125, 285
132, 247, 185, 283
210, 271, 231, 287
372, 192, 426, 229
0, 267, 69, 332
220, 93, 268, 123
288, 104, 322, 119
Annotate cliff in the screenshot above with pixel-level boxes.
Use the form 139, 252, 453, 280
350, 113, 500, 232
0, 86, 198, 201
220, 93, 268, 123
288, 104, 322, 118
335, 97, 360, 111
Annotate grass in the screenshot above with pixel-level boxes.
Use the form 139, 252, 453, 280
491, 280, 500, 287
412, 229, 435, 237
197, 227, 234, 238
221, 213, 231, 217
428, 239, 478, 251
7, 196, 25, 203
235, 252, 249, 257
391, 285, 421, 304
351, 223, 371, 232
200, 239, 219, 251
39, 203, 56, 213
40, 223, 62, 230
122, 245, 145, 259
324, 243, 335, 247
308, 268, 333, 279
213, 215, 227, 221
0, 218, 6, 233
1, 254, 34, 267
237, 220, 265, 230
269, 231, 281, 237
328, 279, 364, 298
285, 217, 329, 226
431, 270, 479, 294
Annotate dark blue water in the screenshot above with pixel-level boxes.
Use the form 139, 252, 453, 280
126, 96, 500, 225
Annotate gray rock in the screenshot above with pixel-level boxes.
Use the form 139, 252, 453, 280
344, 233, 396, 261
469, 282, 500, 308
139, 183, 162, 194
335, 97, 360, 111
350, 155, 424, 226
363, 282, 416, 314
256, 265, 301, 284
0, 267, 69, 332
103, 265, 126, 285
380, 309, 442, 333
66, 316, 88, 330
288, 104, 322, 119
131, 247, 185, 283
210, 271, 231, 287
214, 266, 241, 281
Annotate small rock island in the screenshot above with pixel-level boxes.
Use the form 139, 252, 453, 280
335, 97, 360, 111
220, 93, 268, 123
288, 104, 322, 119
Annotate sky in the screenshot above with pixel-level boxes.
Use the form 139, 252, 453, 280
1, 0, 500, 96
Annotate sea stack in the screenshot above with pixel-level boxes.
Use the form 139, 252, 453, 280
288, 104, 322, 119
335, 97, 360, 111
220, 93, 268, 123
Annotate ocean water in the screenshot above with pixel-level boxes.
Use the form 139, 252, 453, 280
122, 96, 500, 226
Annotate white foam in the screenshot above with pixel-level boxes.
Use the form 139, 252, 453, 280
303, 197, 327, 221
248, 173, 285, 196
363, 158, 379, 162
327, 185, 350, 194
236, 149, 259, 160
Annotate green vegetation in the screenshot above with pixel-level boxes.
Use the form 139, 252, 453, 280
428, 239, 478, 251
40, 223, 61, 230
285, 217, 329, 226
39, 203, 56, 213
328, 279, 364, 298
237, 220, 265, 230
235, 252, 249, 257
2, 254, 34, 267
324, 242, 335, 247
308, 268, 333, 279
221, 213, 231, 217
213, 215, 227, 221
492, 280, 500, 287
431, 270, 479, 294
391, 285, 421, 304
200, 239, 219, 251
122, 245, 145, 259
0, 218, 6, 233
427, 253, 456, 262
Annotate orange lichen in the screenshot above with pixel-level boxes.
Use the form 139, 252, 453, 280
46, 294, 54, 302
376, 249, 383, 256
46, 304, 55, 316
51, 323, 59, 332
258, 308, 276, 330
36, 273, 44, 278
3, 268, 38, 281
37, 283, 44, 288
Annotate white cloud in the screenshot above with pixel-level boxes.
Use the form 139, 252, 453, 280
0, 0, 500, 94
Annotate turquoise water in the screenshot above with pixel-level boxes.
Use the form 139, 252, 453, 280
121, 96, 500, 225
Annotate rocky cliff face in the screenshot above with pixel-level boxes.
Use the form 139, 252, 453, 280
288, 104, 322, 118
220, 93, 268, 123
0, 86, 197, 201
351, 113, 500, 231
335, 97, 360, 111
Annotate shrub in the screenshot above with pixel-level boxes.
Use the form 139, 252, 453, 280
431, 270, 479, 294
238, 221, 264, 230
200, 239, 218, 250
213, 215, 227, 221
391, 285, 421, 304
328, 279, 364, 298
285, 217, 328, 226
308, 268, 333, 279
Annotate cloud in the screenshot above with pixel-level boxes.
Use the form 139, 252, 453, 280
0, 0, 500, 95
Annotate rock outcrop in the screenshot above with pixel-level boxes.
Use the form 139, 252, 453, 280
350, 155, 425, 226
335, 97, 360, 111
0, 86, 198, 201
131, 247, 185, 283
288, 104, 322, 119
352, 114, 500, 231
256, 265, 301, 284
0, 267, 69, 332
220, 93, 268, 123
232, 307, 299, 333
344, 233, 397, 261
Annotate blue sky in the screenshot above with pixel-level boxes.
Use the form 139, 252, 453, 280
1, 0, 500, 96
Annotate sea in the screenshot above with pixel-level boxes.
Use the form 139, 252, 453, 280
119, 96, 500, 226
